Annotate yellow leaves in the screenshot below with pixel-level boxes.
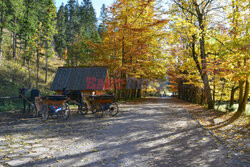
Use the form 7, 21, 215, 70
236, 135, 242, 139
87, 0, 167, 80
238, 143, 243, 146
49, 155, 54, 159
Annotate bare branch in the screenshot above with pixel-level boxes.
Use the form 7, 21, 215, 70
204, 0, 213, 10
212, 37, 236, 53
199, 0, 207, 6
205, 6, 224, 14
172, 0, 198, 17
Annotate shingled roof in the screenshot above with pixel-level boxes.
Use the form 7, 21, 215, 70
51, 67, 108, 91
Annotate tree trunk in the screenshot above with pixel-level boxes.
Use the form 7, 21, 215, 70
212, 78, 216, 102
0, 0, 4, 68
201, 74, 214, 109
191, 34, 213, 108
121, 35, 126, 99
197, 9, 214, 109
237, 78, 249, 113
137, 79, 141, 98
12, 17, 17, 60
45, 53, 48, 83
45, 43, 48, 83
241, 78, 249, 112
36, 49, 39, 88
238, 80, 244, 108
229, 86, 239, 107
23, 39, 27, 65
28, 59, 31, 88
13, 32, 16, 60
0, 26, 2, 68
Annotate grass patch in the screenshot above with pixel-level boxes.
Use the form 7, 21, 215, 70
0, 101, 23, 112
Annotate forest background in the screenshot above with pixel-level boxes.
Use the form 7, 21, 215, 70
0, 0, 249, 115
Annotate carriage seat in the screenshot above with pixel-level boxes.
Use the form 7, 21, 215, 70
42, 95, 68, 101
89, 95, 115, 100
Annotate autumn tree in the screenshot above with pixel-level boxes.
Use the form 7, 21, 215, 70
224, 0, 249, 114
87, 0, 168, 99
166, 0, 249, 113
168, 0, 230, 109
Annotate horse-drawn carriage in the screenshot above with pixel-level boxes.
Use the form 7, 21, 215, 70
83, 95, 118, 117
28, 67, 119, 121
38, 95, 70, 121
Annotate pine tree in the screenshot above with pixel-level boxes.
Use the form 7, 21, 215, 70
40, 0, 57, 83
79, 0, 98, 39
6, 0, 25, 60
98, 4, 107, 38
66, 0, 100, 66
20, 0, 39, 64
67, 0, 79, 44
55, 4, 67, 58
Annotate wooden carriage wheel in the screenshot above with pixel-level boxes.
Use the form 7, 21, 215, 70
78, 102, 88, 115
93, 103, 104, 118
62, 103, 70, 120
109, 102, 119, 117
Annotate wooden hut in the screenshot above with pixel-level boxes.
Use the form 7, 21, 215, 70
51, 67, 109, 95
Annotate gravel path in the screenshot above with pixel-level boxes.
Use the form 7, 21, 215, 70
0, 98, 247, 167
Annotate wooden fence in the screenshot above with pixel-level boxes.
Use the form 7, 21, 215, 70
0, 96, 20, 106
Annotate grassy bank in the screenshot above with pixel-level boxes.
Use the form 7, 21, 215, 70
0, 55, 65, 112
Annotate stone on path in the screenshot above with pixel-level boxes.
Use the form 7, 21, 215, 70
26, 151, 43, 157
6, 158, 33, 166
14, 149, 29, 154
32, 147, 49, 153
24, 140, 37, 144
7, 154, 20, 158
32, 144, 43, 147
0, 141, 10, 146
9, 144, 20, 148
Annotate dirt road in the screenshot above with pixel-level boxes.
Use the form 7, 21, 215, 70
0, 98, 246, 167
